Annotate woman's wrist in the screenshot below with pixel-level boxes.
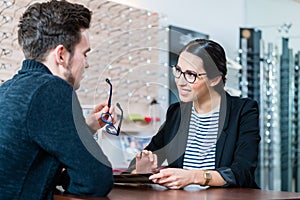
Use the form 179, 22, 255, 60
191, 169, 202, 185
191, 169, 205, 185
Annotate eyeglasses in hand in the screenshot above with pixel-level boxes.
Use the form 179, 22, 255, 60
100, 78, 123, 136
171, 64, 207, 84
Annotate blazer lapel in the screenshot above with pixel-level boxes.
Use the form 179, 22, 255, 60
215, 92, 231, 167
168, 102, 192, 168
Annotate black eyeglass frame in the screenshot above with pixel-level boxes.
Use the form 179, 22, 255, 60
100, 78, 123, 136
171, 64, 207, 84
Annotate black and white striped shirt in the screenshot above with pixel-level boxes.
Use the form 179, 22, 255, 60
183, 106, 219, 170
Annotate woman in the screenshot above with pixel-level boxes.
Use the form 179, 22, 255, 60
126, 39, 260, 189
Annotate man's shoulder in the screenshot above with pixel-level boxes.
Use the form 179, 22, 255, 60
23, 72, 72, 93
8, 72, 73, 103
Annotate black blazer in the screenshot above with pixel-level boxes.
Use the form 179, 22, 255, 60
127, 92, 260, 188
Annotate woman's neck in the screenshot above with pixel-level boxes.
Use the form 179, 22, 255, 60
193, 91, 221, 114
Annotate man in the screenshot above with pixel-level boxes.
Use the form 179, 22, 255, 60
0, 0, 115, 199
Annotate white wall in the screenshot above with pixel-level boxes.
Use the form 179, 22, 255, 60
245, 0, 300, 54
111, 0, 245, 59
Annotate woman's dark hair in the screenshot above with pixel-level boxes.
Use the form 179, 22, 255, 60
180, 39, 227, 84
18, 0, 92, 62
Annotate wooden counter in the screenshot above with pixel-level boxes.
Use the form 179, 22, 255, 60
54, 185, 300, 200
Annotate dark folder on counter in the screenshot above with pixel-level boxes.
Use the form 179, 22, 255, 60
113, 173, 153, 184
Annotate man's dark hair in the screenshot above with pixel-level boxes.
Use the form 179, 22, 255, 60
18, 0, 92, 62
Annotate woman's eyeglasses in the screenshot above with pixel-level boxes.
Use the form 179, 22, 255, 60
171, 64, 207, 84
100, 78, 123, 136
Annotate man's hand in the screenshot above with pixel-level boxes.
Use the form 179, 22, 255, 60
85, 103, 116, 132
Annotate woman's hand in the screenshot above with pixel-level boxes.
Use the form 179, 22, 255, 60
135, 150, 158, 174
149, 168, 226, 189
149, 168, 201, 189
85, 103, 116, 132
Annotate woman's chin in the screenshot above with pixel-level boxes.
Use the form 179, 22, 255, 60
179, 96, 192, 103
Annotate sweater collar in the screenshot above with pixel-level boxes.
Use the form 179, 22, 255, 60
18, 60, 53, 75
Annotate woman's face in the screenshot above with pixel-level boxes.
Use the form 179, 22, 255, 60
175, 51, 211, 102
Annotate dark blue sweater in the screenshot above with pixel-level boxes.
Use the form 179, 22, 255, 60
0, 60, 113, 199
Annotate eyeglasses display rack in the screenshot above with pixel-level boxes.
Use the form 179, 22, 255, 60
280, 37, 296, 192
260, 41, 281, 191
296, 50, 300, 192
239, 27, 265, 188
239, 24, 300, 192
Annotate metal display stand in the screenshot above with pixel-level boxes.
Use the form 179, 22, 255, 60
280, 37, 295, 191
296, 50, 300, 192
259, 41, 281, 191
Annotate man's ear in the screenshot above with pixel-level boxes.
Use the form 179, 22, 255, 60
54, 45, 68, 67
209, 75, 222, 87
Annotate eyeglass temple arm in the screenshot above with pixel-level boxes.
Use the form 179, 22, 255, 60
116, 102, 123, 132
105, 78, 112, 108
